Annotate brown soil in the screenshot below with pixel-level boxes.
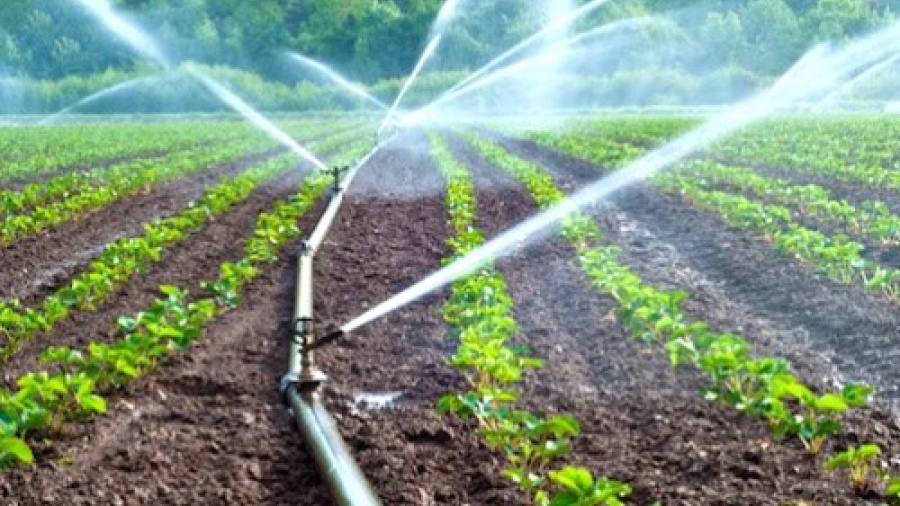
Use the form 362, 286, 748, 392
0, 148, 282, 305
3, 129, 900, 505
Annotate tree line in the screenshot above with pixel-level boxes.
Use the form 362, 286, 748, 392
0, 0, 895, 84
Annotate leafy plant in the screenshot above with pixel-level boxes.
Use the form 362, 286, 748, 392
824, 443, 882, 492
547, 466, 633, 506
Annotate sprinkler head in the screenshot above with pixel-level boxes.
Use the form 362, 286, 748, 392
327, 165, 349, 193
310, 325, 344, 350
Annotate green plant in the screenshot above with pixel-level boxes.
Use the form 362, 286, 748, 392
547, 466, 633, 506
886, 475, 900, 499
824, 443, 882, 492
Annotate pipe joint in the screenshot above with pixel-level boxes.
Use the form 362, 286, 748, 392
295, 240, 314, 258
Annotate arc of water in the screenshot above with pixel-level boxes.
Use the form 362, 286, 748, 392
442, 0, 613, 100
402, 19, 650, 126
343, 22, 900, 334
188, 69, 329, 171
378, 35, 444, 135
71, 0, 170, 68
41, 73, 166, 124
67, 0, 331, 171
814, 53, 900, 111
286, 52, 388, 110
378, 0, 467, 134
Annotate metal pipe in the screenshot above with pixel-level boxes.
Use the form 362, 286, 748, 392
286, 386, 382, 506
287, 245, 321, 379
281, 134, 396, 505
305, 136, 393, 252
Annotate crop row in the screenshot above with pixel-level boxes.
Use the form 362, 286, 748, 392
524, 131, 899, 300
0, 121, 360, 246
0, 120, 360, 220
459, 133, 900, 499
655, 173, 899, 299
0, 123, 260, 183
676, 159, 899, 245
428, 132, 632, 506
0, 127, 364, 363
542, 116, 900, 190
0, 120, 365, 184
0, 138, 373, 470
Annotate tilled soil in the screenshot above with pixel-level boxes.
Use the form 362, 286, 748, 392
4, 129, 900, 505
450, 133, 900, 504
0, 148, 282, 304
492, 134, 900, 406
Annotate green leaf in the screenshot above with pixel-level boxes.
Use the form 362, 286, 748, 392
550, 466, 594, 492
78, 394, 107, 414
815, 393, 848, 411
1, 436, 33, 465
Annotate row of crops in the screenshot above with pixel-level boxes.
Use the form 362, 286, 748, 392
0, 119, 372, 469
1, 115, 899, 504
423, 128, 900, 503
523, 119, 899, 300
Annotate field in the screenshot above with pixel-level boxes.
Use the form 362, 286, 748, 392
1, 115, 899, 505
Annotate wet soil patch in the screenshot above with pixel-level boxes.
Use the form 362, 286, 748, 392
314, 131, 527, 505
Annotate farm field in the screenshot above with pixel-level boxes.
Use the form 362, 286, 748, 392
1, 115, 898, 505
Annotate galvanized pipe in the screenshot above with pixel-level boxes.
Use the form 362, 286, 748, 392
286, 386, 382, 506
282, 135, 396, 506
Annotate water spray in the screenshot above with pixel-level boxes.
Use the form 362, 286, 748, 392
377, 0, 465, 135
442, 0, 613, 98
342, 21, 900, 336
68, 0, 331, 171
285, 52, 388, 110
71, 0, 170, 68
401, 16, 652, 127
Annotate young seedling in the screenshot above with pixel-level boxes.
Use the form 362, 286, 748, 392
824, 444, 882, 493
546, 466, 632, 506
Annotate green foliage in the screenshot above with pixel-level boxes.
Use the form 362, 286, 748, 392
548, 466, 633, 506
0, 136, 373, 470
429, 132, 631, 505
823, 443, 882, 492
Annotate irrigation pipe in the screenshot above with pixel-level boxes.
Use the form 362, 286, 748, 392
281, 135, 394, 506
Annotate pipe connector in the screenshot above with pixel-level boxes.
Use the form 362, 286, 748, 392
295, 240, 314, 258
289, 316, 328, 388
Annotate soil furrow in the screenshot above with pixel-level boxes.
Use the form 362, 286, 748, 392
0, 170, 333, 506
491, 134, 900, 406
444, 133, 711, 398
311, 130, 529, 505
0, 148, 283, 304
0, 158, 310, 385
456, 132, 900, 504
689, 177, 898, 269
